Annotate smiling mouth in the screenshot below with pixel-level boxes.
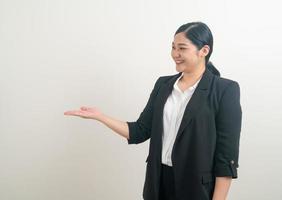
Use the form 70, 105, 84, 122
175, 60, 184, 64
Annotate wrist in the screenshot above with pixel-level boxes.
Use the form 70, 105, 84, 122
95, 113, 106, 122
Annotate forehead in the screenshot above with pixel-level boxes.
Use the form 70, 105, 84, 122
172, 32, 193, 46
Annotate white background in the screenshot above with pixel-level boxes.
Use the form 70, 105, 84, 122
1, 0, 281, 199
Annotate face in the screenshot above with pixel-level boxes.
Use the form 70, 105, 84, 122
171, 32, 209, 73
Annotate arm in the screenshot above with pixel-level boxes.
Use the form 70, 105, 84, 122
64, 77, 162, 144
98, 77, 162, 143
213, 81, 242, 198
126, 77, 162, 144
97, 113, 130, 139
212, 177, 232, 200
64, 106, 130, 139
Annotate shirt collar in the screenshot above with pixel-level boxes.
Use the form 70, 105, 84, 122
173, 72, 203, 93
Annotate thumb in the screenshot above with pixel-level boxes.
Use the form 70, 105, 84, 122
80, 106, 88, 111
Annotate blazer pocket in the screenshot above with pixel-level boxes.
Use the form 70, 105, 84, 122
201, 173, 215, 199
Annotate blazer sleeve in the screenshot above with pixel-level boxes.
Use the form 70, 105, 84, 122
126, 77, 162, 144
214, 81, 242, 178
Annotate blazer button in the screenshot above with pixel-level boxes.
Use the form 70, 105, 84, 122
230, 160, 235, 164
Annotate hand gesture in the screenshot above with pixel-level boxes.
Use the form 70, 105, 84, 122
64, 106, 103, 120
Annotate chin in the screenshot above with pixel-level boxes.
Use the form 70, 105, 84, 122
176, 68, 183, 73
175, 64, 185, 72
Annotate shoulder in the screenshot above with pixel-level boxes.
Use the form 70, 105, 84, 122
211, 76, 241, 109
213, 75, 240, 93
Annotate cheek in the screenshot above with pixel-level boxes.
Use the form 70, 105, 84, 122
186, 52, 198, 60
183, 53, 193, 61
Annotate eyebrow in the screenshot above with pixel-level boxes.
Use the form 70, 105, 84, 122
172, 42, 189, 46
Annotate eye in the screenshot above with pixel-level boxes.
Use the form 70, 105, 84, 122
171, 46, 186, 50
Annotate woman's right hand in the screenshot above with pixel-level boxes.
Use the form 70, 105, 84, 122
64, 106, 103, 120
64, 106, 129, 139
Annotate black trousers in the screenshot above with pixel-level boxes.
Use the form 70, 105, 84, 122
159, 164, 176, 200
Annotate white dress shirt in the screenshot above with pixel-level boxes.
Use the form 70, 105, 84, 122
161, 72, 202, 166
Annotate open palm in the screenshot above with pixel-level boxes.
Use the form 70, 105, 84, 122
64, 106, 102, 120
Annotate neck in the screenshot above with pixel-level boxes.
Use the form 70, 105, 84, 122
181, 64, 206, 83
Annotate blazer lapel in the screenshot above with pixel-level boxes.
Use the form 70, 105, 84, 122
175, 68, 213, 141
153, 72, 181, 137
155, 68, 214, 143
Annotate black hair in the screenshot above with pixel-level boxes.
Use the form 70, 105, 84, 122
175, 22, 220, 76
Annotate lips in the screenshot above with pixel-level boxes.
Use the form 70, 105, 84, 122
175, 60, 184, 64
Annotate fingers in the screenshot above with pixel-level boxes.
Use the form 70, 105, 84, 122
64, 110, 81, 116
64, 111, 74, 115
64, 106, 93, 117
64, 107, 88, 115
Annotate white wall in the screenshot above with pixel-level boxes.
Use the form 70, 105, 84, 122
1, 0, 281, 199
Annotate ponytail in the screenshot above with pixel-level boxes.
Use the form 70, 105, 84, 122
207, 61, 220, 77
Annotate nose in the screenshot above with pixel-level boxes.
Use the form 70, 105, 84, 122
171, 49, 181, 58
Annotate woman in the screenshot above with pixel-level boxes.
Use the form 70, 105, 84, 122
64, 22, 242, 200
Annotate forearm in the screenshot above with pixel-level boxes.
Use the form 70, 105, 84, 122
212, 177, 232, 200
97, 113, 129, 139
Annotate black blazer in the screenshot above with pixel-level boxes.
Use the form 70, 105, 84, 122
127, 68, 242, 200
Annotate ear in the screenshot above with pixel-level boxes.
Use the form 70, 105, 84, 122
200, 45, 210, 57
